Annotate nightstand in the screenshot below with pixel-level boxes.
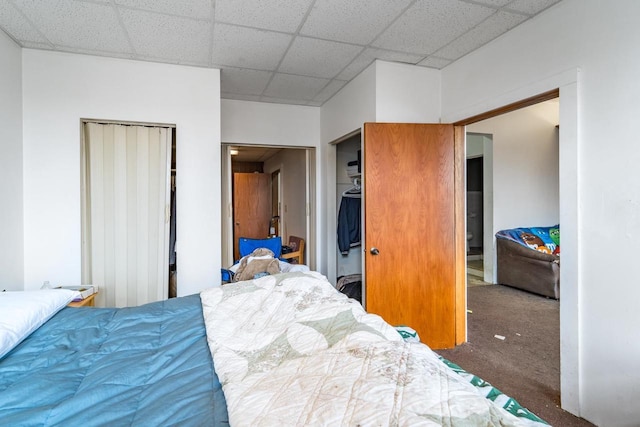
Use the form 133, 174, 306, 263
68, 293, 97, 307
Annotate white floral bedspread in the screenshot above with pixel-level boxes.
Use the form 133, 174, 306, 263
200, 271, 547, 426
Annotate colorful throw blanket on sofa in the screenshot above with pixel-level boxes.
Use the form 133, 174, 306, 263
496, 225, 560, 255
200, 271, 547, 426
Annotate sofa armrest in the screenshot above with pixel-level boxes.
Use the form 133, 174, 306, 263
496, 236, 559, 263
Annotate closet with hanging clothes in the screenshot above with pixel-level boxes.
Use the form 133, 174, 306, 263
336, 132, 362, 302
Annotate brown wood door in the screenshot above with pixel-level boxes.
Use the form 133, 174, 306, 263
364, 123, 464, 349
233, 173, 271, 260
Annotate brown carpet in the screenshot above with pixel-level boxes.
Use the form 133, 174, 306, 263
436, 283, 594, 427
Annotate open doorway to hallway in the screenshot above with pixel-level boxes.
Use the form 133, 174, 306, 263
220, 144, 315, 271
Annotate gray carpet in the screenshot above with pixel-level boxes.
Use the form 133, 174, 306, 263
436, 284, 594, 427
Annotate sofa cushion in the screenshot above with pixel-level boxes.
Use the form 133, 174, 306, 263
496, 225, 559, 256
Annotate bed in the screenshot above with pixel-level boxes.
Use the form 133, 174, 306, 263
1, 272, 548, 426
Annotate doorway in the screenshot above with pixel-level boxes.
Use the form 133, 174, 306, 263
456, 97, 561, 412
221, 144, 315, 270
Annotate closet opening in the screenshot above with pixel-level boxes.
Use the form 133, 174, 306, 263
81, 119, 176, 307
335, 132, 363, 304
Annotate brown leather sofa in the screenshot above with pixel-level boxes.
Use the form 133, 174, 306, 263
496, 236, 560, 299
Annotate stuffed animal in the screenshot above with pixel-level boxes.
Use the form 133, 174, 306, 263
234, 248, 281, 282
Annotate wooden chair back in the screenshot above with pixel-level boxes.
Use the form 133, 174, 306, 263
281, 236, 305, 264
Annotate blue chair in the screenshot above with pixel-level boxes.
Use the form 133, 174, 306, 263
221, 237, 283, 283
238, 236, 282, 258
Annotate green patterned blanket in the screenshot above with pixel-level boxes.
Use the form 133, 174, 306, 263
201, 271, 549, 426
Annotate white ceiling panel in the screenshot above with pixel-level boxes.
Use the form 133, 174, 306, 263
279, 37, 362, 78
221, 68, 273, 95
336, 47, 423, 80
313, 79, 348, 103
13, 0, 131, 52
465, 0, 514, 7
300, 0, 412, 45
507, 0, 562, 15
215, 0, 313, 33
212, 24, 292, 70
264, 73, 329, 101
434, 10, 527, 60
0, 2, 48, 44
373, 0, 495, 55
0, 0, 565, 106
115, 0, 213, 19
260, 96, 314, 106
121, 9, 211, 65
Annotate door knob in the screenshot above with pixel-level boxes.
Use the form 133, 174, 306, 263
370, 247, 380, 255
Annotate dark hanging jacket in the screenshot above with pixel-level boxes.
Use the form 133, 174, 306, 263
337, 196, 361, 255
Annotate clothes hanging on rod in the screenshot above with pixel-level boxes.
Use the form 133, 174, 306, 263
342, 177, 361, 198
338, 177, 361, 254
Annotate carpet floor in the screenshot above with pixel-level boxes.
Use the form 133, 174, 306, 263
436, 283, 595, 427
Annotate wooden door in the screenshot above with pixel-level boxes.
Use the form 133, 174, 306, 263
233, 173, 271, 260
364, 123, 464, 349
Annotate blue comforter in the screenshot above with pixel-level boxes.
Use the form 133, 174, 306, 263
0, 294, 228, 426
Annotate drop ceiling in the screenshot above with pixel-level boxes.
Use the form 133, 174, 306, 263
0, 0, 562, 106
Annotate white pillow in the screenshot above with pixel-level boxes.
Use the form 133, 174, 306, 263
0, 289, 77, 359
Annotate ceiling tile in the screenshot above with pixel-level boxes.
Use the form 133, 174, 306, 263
212, 24, 292, 70
215, 0, 313, 32
434, 10, 527, 60
120, 9, 211, 65
0, 2, 49, 44
220, 68, 273, 95
264, 73, 329, 100
417, 56, 452, 69
114, 0, 213, 19
300, 0, 412, 45
507, 0, 561, 15
313, 79, 348, 103
373, 0, 495, 55
13, 0, 131, 52
279, 37, 362, 78
260, 96, 313, 106
336, 47, 423, 80
462, 0, 513, 7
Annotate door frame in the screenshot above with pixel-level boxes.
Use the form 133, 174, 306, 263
221, 143, 316, 270
448, 69, 580, 415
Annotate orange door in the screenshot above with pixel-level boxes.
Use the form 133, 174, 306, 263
364, 123, 463, 349
233, 173, 271, 260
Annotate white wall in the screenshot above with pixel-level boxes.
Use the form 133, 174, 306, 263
375, 61, 441, 123
22, 50, 220, 298
442, 1, 640, 425
0, 31, 24, 291
468, 100, 559, 231
264, 149, 307, 243
222, 99, 320, 147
